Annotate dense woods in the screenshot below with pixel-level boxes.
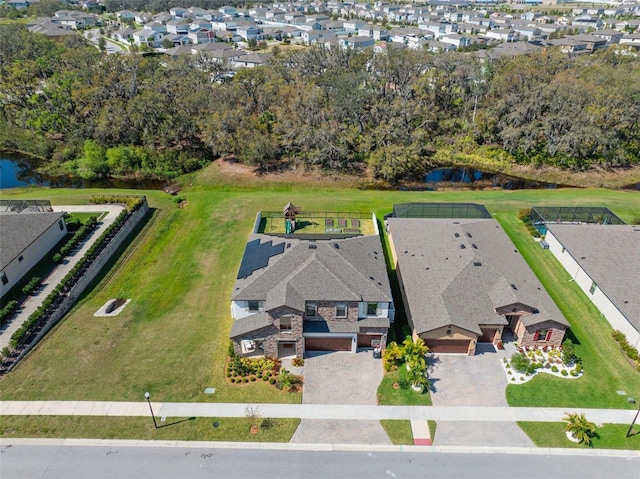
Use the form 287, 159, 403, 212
1, 24, 639, 181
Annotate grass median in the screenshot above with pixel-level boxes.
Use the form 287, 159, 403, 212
518, 421, 640, 450
0, 415, 300, 442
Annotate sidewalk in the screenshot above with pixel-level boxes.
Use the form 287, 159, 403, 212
1, 401, 637, 424
0, 205, 124, 350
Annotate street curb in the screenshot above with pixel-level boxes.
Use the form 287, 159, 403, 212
2, 438, 640, 457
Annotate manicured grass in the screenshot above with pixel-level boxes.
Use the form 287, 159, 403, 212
377, 366, 432, 406
0, 415, 300, 442
499, 212, 640, 409
380, 420, 413, 445
2, 178, 640, 411
518, 422, 640, 450
429, 420, 437, 442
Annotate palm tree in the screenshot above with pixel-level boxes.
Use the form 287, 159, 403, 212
402, 337, 428, 361
564, 413, 597, 446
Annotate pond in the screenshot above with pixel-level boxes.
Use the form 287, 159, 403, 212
425, 168, 566, 190
0, 153, 166, 190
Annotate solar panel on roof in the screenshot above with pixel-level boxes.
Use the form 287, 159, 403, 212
237, 239, 286, 279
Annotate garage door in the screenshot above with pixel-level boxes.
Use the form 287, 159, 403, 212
357, 334, 382, 348
478, 328, 497, 343
305, 337, 352, 352
425, 339, 470, 354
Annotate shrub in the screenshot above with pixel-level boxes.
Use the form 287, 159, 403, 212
292, 357, 304, 367
510, 353, 536, 374
21, 276, 41, 295
53, 253, 62, 263
0, 300, 18, 323
269, 378, 276, 384
561, 369, 568, 376
562, 339, 581, 365
575, 363, 583, 374
570, 370, 578, 377
551, 365, 559, 373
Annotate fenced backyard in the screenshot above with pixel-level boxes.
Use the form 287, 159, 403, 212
259, 211, 375, 236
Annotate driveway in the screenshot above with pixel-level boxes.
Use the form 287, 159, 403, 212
290, 350, 391, 445
301, 350, 383, 405
428, 343, 533, 447
429, 343, 507, 407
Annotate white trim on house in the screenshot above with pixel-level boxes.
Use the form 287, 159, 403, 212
545, 228, 640, 348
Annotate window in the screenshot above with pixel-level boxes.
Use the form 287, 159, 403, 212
589, 282, 597, 295
367, 303, 378, 316
306, 303, 317, 317
280, 315, 292, 331
248, 300, 260, 312
58, 219, 64, 231
534, 329, 552, 342
335, 303, 347, 318
1, 272, 7, 285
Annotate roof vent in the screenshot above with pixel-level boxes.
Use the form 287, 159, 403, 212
404, 250, 408, 254
473, 262, 482, 266
532, 309, 539, 314
467, 233, 472, 238
369, 276, 374, 280
453, 221, 460, 224
472, 244, 478, 249
455, 233, 460, 238
581, 256, 586, 259
510, 283, 518, 290
286, 243, 291, 248
460, 244, 466, 249
426, 267, 430, 270
309, 244, 317, 249
333, 243, 339, 249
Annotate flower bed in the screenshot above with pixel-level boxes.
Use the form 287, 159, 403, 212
501, 346, 583, 384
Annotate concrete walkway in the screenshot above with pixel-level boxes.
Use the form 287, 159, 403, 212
1, 401, 637, 424
0, 205, 124, 350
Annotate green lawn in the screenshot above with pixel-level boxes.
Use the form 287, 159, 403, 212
377, 366, 432, 406
380, 420, 413, 445
518, 422, 640, 450
499, 212, 640, 409
1, 175, 640, 410
0, 415, 300, 442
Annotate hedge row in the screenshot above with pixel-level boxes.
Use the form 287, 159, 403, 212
0, 300, 18, 324
518, 208, 542, 238
612, 330, 640, 371
54, 217, 98, 263
90, 195, 144, 213
21, 277, 41, 296
9, 209, 131, 348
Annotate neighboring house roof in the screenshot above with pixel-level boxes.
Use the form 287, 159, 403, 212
232, 234, 392, 311
0, 212, 64, 270
388, 217, 568, 336
304, 320, 360, 334
546, 224, 640, 331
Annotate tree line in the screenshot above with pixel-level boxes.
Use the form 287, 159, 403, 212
1, 25, 639, 181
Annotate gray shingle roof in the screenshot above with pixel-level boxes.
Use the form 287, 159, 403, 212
388, 217, 568, 336
0, 212, 65, 270
232, 234, 392, 311
546, 224, 640, 332
229, 311, 272, 338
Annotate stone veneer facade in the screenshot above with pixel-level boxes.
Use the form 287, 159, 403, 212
515, 319, 566, 348
233, 306, 304, 358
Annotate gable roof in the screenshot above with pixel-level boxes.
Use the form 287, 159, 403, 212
0, 212, 64, 270
546, 224, 640, 332
232, 234, 392, 311
388, 217, 568, 335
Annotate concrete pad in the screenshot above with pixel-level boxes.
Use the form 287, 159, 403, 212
433, 421, 535, 448
411, 420, 432, 446
430, 343, 507, 407
302, 350, 383, 405
290, 419, 392, 445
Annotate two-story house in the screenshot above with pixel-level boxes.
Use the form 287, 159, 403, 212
230, 234, 394, 358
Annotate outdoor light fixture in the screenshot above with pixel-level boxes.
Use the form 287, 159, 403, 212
145, 391, 158, 429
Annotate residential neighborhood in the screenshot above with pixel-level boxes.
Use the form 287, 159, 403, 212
2, 0, 640, 470
17, 0, 640, 63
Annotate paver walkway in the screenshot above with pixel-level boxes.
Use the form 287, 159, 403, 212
410, 420, 432, 446
0, 205, 124, 350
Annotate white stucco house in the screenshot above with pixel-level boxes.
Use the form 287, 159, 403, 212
0, 205, 67, 297
545, 224, 640, 348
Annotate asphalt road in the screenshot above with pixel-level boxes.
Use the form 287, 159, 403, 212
1, 444, 639, 479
